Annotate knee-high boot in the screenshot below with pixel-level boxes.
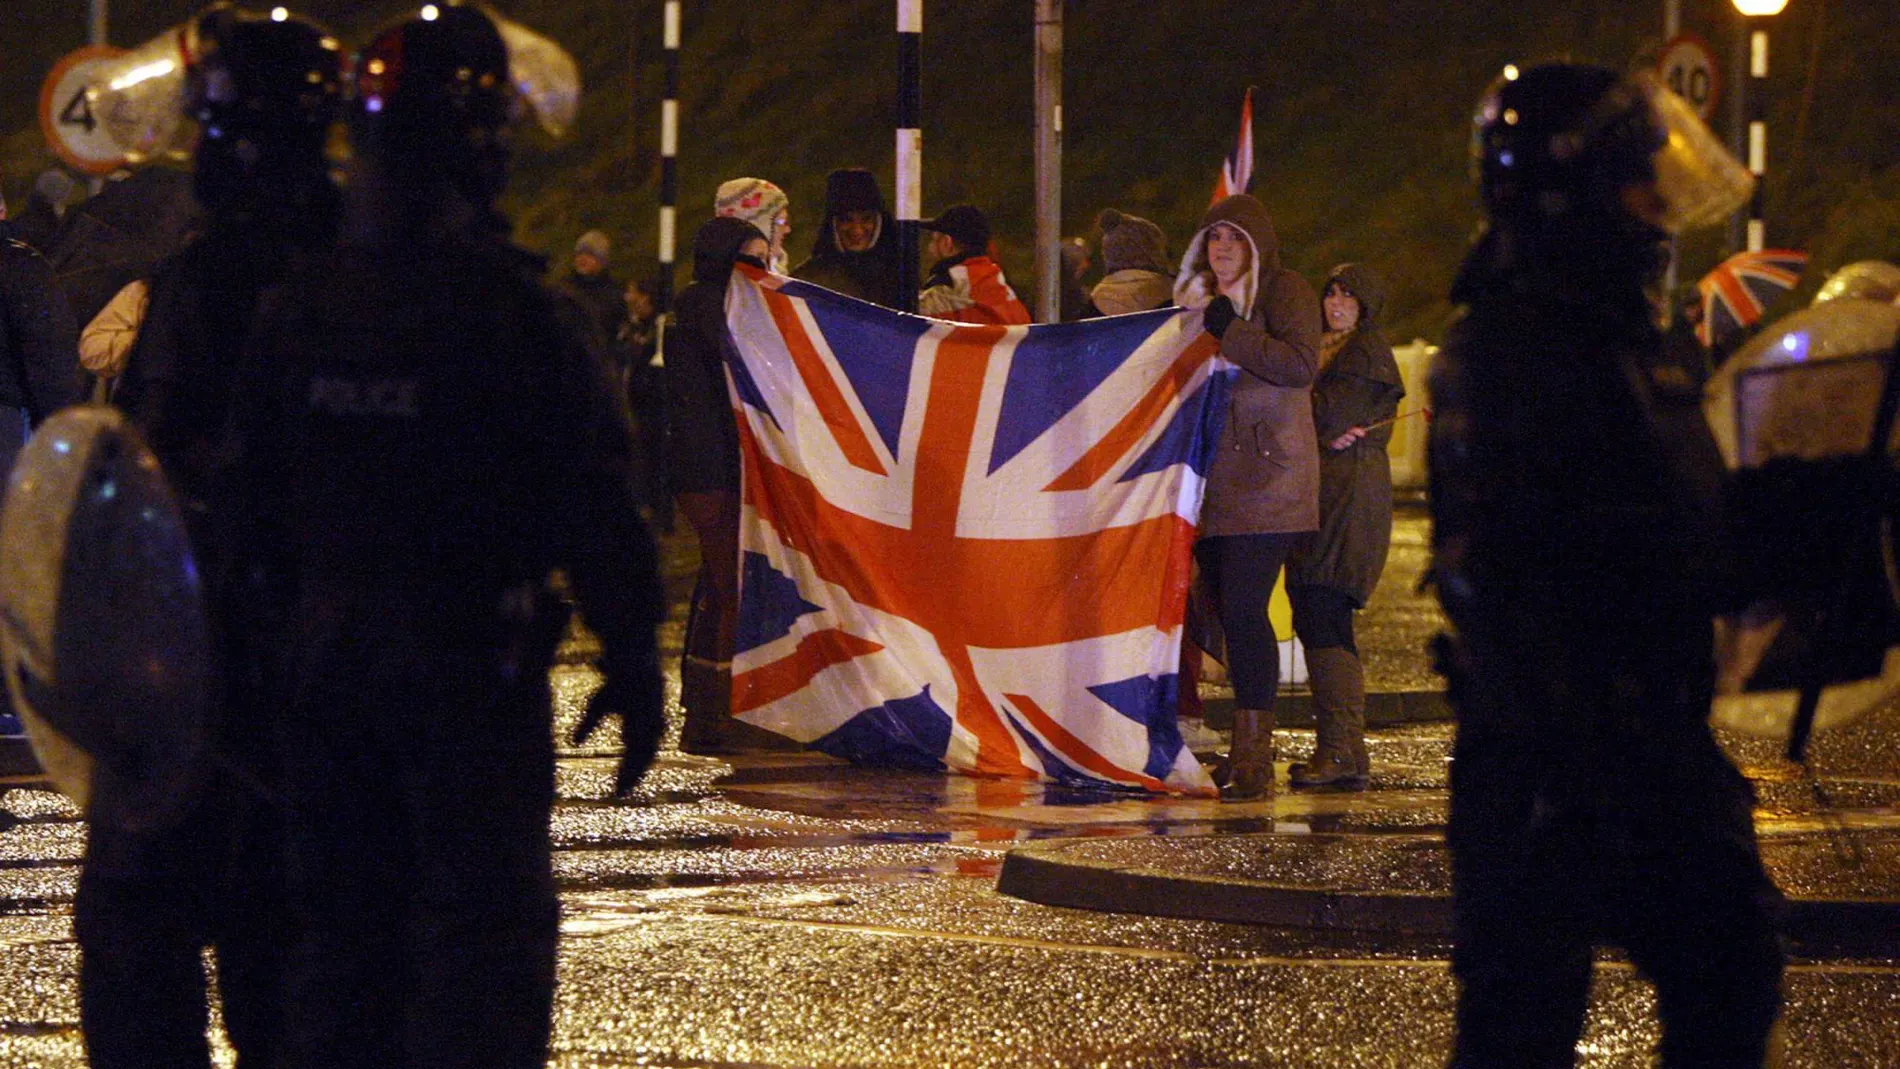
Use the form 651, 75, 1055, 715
1289, 646, 1369, 789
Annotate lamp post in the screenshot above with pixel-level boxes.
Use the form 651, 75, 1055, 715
1732, 0, 1789, 252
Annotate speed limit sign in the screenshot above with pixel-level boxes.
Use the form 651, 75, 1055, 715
39, 45, 129, 176
1659, 33, 1721, 122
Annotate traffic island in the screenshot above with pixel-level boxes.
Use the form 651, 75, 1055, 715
997, 816, 1900, 958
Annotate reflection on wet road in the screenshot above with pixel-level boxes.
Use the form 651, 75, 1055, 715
0, 518, 1893, 1066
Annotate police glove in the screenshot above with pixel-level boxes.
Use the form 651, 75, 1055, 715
1203, 295, 1238, 339
572, 652, 666, 795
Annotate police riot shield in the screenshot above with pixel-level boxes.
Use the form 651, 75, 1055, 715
1703, 299, 1900, 739
0, 406, 210, 828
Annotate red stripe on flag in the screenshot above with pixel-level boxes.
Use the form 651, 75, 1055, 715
759, 286, 890, 476
913, 324, 1007, 539
742, 430, 1198, 641
1713, 270, 1760, 324
732, 627, 886, 715
1044, 332, 1219, 492
1003, 692, 1175, 792
944, 644, 1031, 778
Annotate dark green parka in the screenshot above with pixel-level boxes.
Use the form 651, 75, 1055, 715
1287, 263, 1405, 605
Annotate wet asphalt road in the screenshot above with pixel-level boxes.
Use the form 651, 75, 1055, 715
0, 513, 1896, 1067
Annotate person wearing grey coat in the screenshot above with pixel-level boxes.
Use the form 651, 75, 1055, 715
1174, 193, 1322, 800
1287, 263, 1405, 789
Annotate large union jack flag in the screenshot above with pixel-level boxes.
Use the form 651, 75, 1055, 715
722, 264, 1228, 794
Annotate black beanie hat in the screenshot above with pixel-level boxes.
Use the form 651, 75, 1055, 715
825, 168, 886, 215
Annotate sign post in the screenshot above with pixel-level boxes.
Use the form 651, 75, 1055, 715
39, 46, 129, 177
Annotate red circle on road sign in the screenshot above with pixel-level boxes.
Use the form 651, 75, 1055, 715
39, 45, 130, 176
1659, 33, 1722, 122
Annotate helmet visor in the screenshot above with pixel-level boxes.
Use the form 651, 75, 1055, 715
489, 8, 579, 137
86, 21, 200, 162
1643, 74, 1755, 234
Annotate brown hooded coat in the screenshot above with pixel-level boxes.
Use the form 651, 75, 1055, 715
1174, 195, 1322, 535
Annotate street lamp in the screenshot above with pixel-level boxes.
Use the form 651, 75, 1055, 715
1732, 0, 1789, 251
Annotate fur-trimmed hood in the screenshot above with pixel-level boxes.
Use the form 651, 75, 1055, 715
1173, 193, 1282, 320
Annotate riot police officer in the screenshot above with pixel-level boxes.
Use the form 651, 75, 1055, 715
78, 8, 344, 1067
231, 5, 664, 1067
1429, 64, 1785, 1067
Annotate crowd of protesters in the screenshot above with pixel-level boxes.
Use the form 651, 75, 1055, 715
5, 138, 1416, 793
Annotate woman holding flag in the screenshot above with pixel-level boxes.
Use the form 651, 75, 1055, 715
1175, 193, 1322, 801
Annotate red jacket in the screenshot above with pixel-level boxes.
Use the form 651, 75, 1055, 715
918, 254, 1031, 325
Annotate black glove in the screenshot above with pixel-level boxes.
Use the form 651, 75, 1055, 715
1203, 295, 1237, 339
572, 652, 666, 795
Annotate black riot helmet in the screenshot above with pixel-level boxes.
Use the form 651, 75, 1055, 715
1472, 62, 1752, 236
350, 2, 577, 208
1473, 64, 1662, 228
185, 5, 344, 212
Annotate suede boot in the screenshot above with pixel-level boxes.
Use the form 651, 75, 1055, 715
1219, 707, 1275, 802
1289, 647, 1369, 789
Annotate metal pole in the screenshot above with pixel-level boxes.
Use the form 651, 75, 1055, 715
896, 0, 922, 314
1745, 23, 1769, 252
1662, 0, 1682, 307
89, 0, 107, 194
1032, 0, 1062, 324
656, 0, 681, 315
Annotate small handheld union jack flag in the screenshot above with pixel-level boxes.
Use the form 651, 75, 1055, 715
1210, 87, 1255, 208
1698, 249, 1809, 350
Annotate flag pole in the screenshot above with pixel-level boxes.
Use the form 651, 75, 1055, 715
895, 0, 922, 314
1032, 0, 1062, 323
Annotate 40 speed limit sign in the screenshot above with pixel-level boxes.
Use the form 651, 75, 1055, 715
1659, 34, 1721, 122
39, 45, 129, 176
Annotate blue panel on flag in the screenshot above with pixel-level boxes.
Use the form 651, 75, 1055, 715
723, 346, 781, 428
735, 552, 823, 654
1118, 374, 1227, 482
799, 288, 932, 459
988, 310, 1176, 474
1088, 673, 1187, 780
812, 687, 953, 771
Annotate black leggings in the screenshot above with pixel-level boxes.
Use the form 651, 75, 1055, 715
1289, 583, 1359, 656
1195, 533, 1306, 709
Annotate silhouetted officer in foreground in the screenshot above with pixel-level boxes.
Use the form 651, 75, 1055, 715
80, 9, 344, 1067
1429, 64, 1785, 1067
232, 5, 665, 1066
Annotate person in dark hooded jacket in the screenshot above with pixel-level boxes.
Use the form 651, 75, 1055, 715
1285, 263, 1404, 790
792, 168, 905, 308
1174, 193, 1322, 801
667, 216, 769, 753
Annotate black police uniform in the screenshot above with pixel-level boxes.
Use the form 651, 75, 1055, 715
75, 11, 343, 1068
1430, 65, 1784, 1069
81, 215, 331, 1069
0, 219, 81, 474
236, 221, 662, 1069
